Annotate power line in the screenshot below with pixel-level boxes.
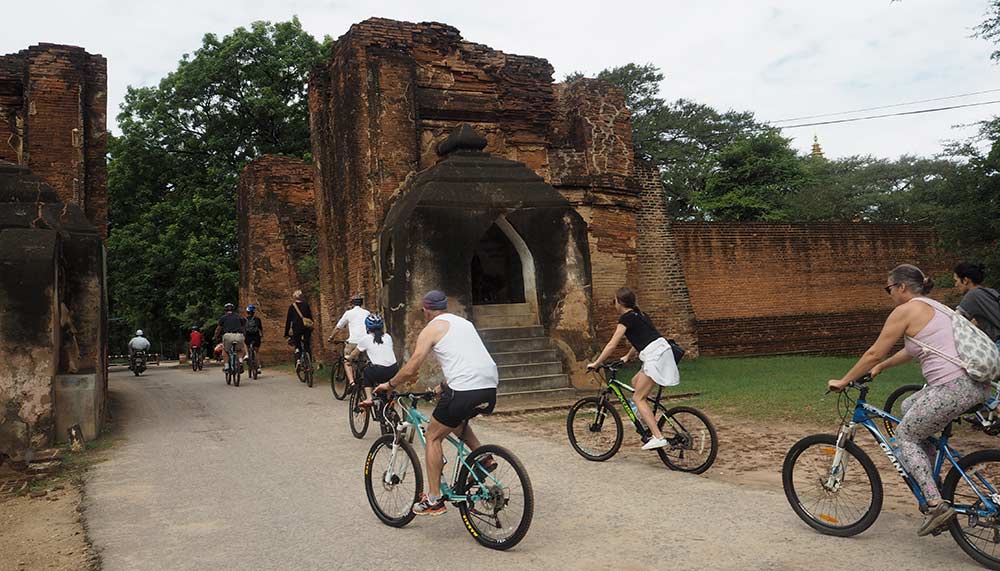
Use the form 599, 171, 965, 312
776, 98, 1000, 129
770, 87, 1000, 124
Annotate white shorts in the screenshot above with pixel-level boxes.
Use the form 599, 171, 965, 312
639, 337, 680, 387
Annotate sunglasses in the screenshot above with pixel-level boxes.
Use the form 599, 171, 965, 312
884, 283, 901, 295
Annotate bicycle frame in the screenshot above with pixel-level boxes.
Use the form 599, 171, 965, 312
384, 394, 499, 503
228, 342, 238, 372
594, 366, 671, 437
837, 384, 1000, 517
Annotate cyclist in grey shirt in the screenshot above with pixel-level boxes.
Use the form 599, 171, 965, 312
954, 262, 1000, 342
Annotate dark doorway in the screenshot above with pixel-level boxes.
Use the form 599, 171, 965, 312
471, 223, 525, 305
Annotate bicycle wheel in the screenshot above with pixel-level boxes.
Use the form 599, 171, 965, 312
225, 370, 232, 385
882, 383, 923, 435
191, 354, 197, 372
304, 353, 314, 387
248, 348, 258, 380
566, 396, 623, 461
782, 433, 883, 537
331, 358, 348, 400
365, 435, 422, 527
234, 369, 241, 387
942, 449, 1000, 570
349, 383, 370, 438
296, 357, 307, 383
655, 405, 718, 474
456, 444, 534, 550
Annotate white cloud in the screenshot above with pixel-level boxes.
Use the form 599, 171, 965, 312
3, 0, 997, 158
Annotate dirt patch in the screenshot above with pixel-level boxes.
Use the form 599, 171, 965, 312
0, 484, 96, 571
0, 395, 121, 571
483, 401, 1000, 519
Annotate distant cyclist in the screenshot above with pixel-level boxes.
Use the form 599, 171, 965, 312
329, 294, 370, 387
284, 290, 314, 370
244, 305, 263, 374
375, 290, 498, 516
351, 314, 398, 407
214, 303, 246, 373
189, 326, 203, 360
588, 287, 680, 451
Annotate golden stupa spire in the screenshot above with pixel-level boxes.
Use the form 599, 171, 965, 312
810, 134, 825, 158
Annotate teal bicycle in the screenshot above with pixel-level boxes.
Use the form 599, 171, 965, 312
363, 391, 534, 550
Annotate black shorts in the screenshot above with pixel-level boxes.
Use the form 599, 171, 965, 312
363, 363, 399, 387
432, 386, 497, 428
245, 334, 261, 349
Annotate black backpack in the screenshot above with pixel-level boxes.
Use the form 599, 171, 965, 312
245, 317, 261, 334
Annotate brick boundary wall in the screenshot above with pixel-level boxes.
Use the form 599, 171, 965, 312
672, 222, 955, 356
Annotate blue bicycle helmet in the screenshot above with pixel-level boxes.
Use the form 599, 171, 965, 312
365, 314, 384, 330
246, 304, 256, 312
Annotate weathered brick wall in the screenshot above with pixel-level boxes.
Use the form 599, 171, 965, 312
309, 19, 662, 361
237, 156, 324, 364
0, 44, 107, 239
673, 222, 955, 355
635, 162, 698, 355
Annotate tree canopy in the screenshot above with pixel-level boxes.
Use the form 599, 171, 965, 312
107, 18, 329, 354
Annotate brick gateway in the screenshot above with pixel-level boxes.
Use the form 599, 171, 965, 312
239, 18, 955, 383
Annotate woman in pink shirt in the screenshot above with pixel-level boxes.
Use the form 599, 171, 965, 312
828, 264, 991, 536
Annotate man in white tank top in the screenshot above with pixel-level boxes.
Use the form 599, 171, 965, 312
328, 294, 370, 388
375, 290, 499, 516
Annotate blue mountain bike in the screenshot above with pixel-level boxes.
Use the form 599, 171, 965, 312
363, 391, 534, 550
783, 374, 1000, 570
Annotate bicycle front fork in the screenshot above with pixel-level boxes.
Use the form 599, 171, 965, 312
824, 423, 857, 492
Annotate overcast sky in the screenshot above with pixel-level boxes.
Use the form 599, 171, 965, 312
4, 0, 999, 159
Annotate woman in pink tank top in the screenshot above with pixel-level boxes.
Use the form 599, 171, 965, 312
827, 264, 991, 536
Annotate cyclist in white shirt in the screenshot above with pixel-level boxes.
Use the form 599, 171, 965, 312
329, 294, 371, 387
375, 290, 499, 517
350, 314, 398, 406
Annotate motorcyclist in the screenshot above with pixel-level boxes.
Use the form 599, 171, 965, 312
128, 329, 151, 369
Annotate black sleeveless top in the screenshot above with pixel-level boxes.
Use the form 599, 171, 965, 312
618, 309, 662, 352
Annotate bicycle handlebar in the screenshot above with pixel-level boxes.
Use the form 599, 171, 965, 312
825, 372, 873, 395
390, 391, 437, 402
588, 360, 625, 372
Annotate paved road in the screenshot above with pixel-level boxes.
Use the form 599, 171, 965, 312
85, 365, 980, 570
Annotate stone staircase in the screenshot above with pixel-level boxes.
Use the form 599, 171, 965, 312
473, 303, 576, 405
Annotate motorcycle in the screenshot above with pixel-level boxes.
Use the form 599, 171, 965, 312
130, 350, 148, 376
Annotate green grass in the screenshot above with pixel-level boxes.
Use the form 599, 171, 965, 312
268, 360, 330, 382
617, 355, 923, 426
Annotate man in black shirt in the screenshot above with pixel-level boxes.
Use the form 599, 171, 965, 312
214, 303, 246, 372
955, 263, 1000, 342
244, 304, 264, 373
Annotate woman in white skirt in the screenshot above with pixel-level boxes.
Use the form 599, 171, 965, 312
588, 287, 680, 450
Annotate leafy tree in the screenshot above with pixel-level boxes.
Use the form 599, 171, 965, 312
782, 154, 956, 222
107, 18, 329, 354
925, 119, 1000, 285
976, 1, 1000, 62
696, 131, 811, 221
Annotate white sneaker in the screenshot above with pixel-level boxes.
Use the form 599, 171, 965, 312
641, 437, 669, 451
